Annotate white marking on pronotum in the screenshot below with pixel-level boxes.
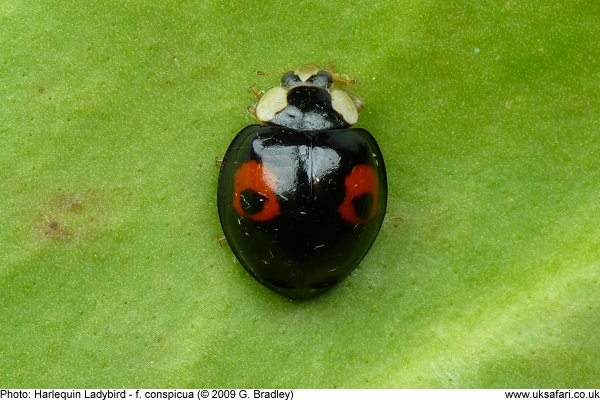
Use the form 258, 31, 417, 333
256, 87, 288, 122
331, 89, 359, 125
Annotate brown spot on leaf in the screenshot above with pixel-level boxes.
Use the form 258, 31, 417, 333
153, 335, 166, 346
37, 188, 107, 244
389, 216, 405, 230
43, 218, 72, 241
38, 87, 46, 94
58, 195, 85, 212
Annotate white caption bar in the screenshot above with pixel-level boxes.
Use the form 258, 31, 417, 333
0, 389, 599, 400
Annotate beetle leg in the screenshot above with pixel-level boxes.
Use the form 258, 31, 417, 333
247, 86, 265, 123
217, 236, 227, 246
249, 84, 264, 100
215, 157, 223, 167
247, 104, 262, 122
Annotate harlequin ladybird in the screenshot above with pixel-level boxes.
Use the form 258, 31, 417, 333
217, 64, 387, 299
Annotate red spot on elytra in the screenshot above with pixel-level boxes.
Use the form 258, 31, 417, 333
233, 160, 280, 222
338, 164, 378, 224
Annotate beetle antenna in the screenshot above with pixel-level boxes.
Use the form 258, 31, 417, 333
333, 73, 356, 86
326, 64, 356, 86
256, 69, 288, 77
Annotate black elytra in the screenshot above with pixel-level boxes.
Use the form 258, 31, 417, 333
217, 68, 387, 299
